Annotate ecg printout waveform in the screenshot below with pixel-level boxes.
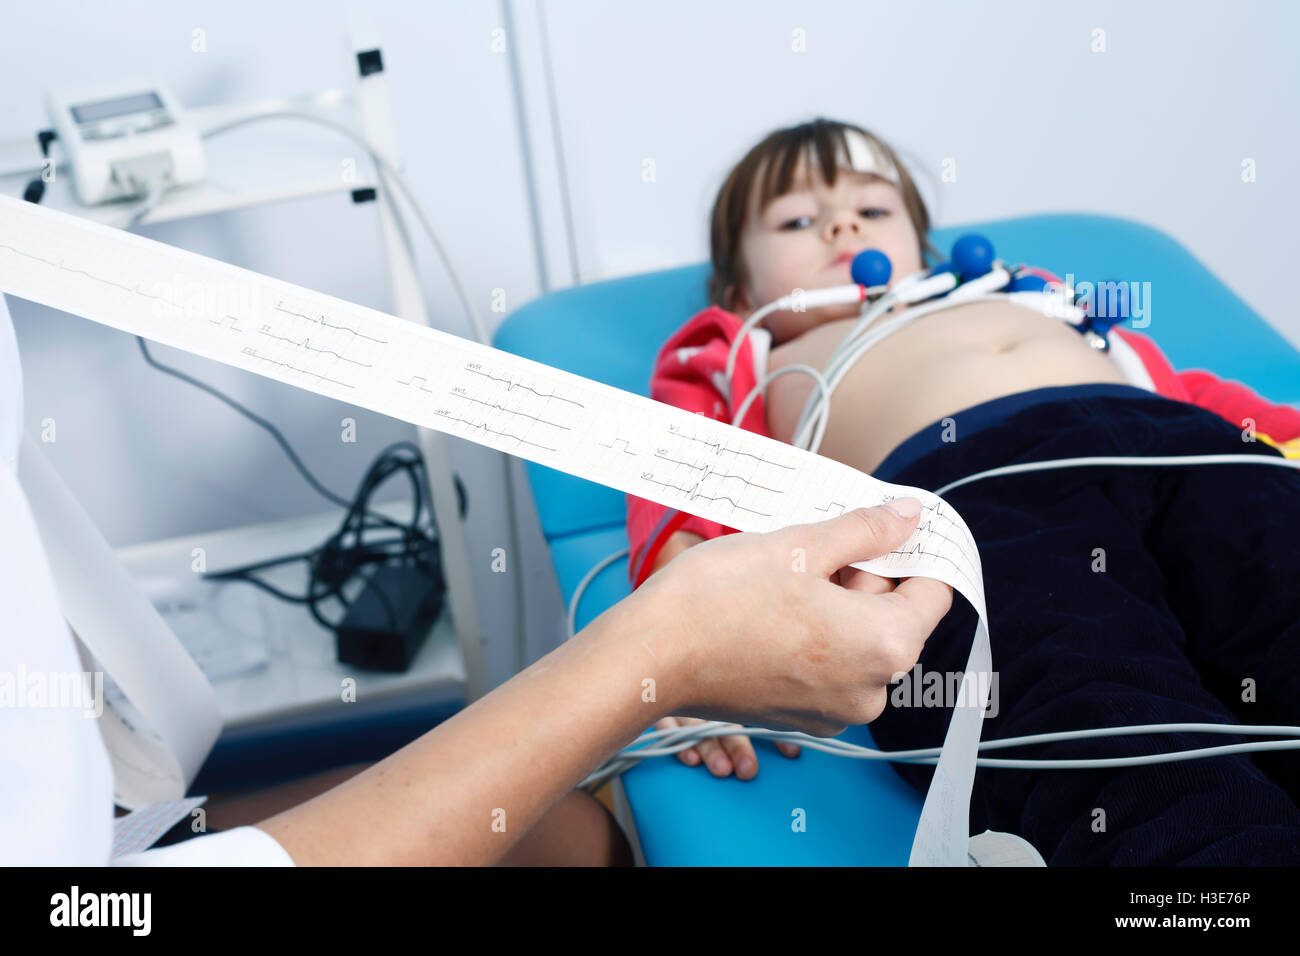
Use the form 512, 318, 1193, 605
0, 228, 984, 600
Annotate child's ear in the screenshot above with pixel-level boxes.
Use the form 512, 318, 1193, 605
726, 282, 752, 316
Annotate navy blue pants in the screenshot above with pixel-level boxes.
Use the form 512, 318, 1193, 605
868, 384, 1300, 865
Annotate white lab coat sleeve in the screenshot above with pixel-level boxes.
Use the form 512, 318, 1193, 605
114, 825, 296, 866
2, 293, 297, 867
0, 456, 116, 864
2, 293, 119, 864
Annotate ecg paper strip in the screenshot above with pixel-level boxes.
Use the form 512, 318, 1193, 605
111, 796, 208, 859
0, 194, 990, 866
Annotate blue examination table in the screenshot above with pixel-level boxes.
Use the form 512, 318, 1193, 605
493, 213, 1300, 865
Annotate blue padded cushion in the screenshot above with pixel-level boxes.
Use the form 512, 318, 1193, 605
494, 213, 1300, 865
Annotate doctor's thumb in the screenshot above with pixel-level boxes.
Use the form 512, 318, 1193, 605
813, 498, 924, 572
879, 497, 923, 520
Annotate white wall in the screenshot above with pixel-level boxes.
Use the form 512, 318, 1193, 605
4, 0, 1296, 689
528, 0, 1300, 349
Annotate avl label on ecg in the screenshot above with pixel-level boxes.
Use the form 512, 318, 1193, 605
0, 194, 990, 866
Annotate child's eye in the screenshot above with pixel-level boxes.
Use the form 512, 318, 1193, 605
860, 207, 890, 220
780, 215, 814, 231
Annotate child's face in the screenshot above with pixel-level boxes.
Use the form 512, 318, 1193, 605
730, 159, 922, 344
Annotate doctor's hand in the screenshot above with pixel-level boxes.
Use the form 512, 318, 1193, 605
631, 498, 952, 743
251, 499, 951, 866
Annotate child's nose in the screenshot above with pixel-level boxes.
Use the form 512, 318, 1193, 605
824, 216, 862, 242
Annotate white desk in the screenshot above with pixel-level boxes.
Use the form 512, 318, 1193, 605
115, 501, 466, 732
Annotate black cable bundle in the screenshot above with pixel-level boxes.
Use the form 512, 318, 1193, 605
136, 335, 465, 637
203, 440, 444, 633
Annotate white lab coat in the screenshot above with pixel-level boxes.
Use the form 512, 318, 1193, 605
0, 293, 293, 865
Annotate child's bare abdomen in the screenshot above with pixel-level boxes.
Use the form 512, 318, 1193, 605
764, 300, 1130, 475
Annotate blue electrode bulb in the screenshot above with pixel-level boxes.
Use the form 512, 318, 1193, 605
1007, 273, 1050, 293
1087, 280, 1130, 335
928, 259, 954, 277
850, 249, 892, 288
951, 234, 995, 281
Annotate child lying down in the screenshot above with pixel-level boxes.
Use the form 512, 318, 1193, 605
624, 118, 1300, 865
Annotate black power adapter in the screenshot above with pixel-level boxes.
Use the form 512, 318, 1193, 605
336, 563, 445, 672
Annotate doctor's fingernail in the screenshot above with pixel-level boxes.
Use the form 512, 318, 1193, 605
884, 497, 922, 519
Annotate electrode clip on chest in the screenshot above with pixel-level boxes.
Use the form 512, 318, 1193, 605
725, 234, 1130, 456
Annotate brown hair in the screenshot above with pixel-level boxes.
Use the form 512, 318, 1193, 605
707, 118, 939, 311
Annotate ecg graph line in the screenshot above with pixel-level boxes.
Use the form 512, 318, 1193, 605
273, 303, 388, 344
257, 328, 373, 366
598, 438, 636, 455
639, 474, 775, 518
397, 375, 437, 393
0, 233, 985, 598
465, 366, 585, 407
449, 391, 572, 430
433, 411, 558, 453
0, 241, 392, 384
240, 347, 356, 389
807, 493, 979, 593
888, 538, 980, 594
673, 427, 798, 470
2, 241, 180, 304
651, 452, 784, 494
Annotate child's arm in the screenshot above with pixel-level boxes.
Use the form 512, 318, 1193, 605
1176, 368, 1300, 456
1113, 328, 1300, 457
626, 307, 769, 588
628, 310, 801, 778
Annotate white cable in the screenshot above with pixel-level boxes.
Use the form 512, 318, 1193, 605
790, 283, 1097, 454
566, 368, 834, 646
123, 180, 167, 228
935, 452, 1300, 496
732, 363, 832, 454
828, 269, 1011, 368
722, 283, 880, 404
723, 272, 928, 449
830, 265, 973, 363
113, 165, 171, 229
586, 267, 1300, 786
200, 110, 537, 674
581, 720, 1300, 791
564, 365, 833, 637
581, 447, 1300, 789
792, 292, 1019, 452
201, 109, 490, 347
566, 545, 629, 641
723, 300, 779, 394
579, 262, 1300, 787
720, 264, 990, 446
792, 288, 978, 450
